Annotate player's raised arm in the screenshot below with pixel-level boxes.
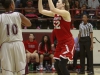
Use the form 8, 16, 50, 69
19, 13, 31, 27
48, 0, 71, 21
38, 0, 54, 17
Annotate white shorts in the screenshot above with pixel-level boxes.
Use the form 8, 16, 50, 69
1, 41, 26, 75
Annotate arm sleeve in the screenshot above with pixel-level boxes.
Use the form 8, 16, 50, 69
79, 24, 81, 32
89, 23, 93, 33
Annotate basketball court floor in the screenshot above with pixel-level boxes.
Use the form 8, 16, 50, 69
0, 67, 99, 75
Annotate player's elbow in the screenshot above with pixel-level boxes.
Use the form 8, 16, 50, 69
23, 20, 32, 27
39, 10, 43, 14
27, 23, 32, 27
38, 7, 42, 13
39, 10, 42, 14
50, 8, 54, 11
26, 21, 32, 27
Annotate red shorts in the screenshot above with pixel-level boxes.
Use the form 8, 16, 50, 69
54, 38, 75, 61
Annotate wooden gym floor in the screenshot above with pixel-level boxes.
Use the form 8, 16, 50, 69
27, 67, 100, 75
0, 67, 99, 75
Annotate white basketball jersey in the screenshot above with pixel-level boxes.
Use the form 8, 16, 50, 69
0, 12, 23, 45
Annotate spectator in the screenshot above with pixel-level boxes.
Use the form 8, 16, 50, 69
38, 35, 55, 70
24, 34, 39, 64
96, 5, 100, 18
73, 0, 81, 29
68, 0, 74, 17
20, 0, 27, 7
81, 4, 88, 16
88, 0, 99, 9
25, 0, 38, 18
73, 0, 80, 10
80, 0, 88, 7
96, 5, 100, 29
17, 3, 23, 13
15, 0, 21, 8
68, 0, 74, 9
88, 8, 97, 28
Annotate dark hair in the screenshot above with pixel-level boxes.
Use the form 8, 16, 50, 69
26, 0, 33, 5
82, 4, 88, 9
1, 0, 12, 9
74, 0, 80, 8
53, 0, 58, 7
62, 0, 70, 10
40, 35, 51, 51
82, 14, 89, 18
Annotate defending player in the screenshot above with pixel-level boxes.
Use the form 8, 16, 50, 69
38, 0, 74, 75
0, 0, 31, 75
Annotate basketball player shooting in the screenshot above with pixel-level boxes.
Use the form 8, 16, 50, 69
0, 0, 31, 75
38, 0, 75, 75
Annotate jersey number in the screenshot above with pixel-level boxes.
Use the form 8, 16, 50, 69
53, 21, 61, 29
6, 24, 18, 35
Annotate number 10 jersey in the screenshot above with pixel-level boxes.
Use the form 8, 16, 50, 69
0, 12, 23, 45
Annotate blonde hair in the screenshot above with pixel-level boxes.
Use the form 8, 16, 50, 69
62, 0, 70, 11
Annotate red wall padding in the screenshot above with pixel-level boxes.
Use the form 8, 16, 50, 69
22, 32, 51, 43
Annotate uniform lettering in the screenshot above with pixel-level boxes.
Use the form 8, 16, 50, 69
6, 24, 18, 35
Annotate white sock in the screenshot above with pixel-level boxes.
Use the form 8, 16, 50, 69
52, 63, 54, 68
40, 62, 43, 68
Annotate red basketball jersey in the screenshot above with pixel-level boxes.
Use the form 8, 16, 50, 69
25, 40, 38, 53
53, 14, 72, 43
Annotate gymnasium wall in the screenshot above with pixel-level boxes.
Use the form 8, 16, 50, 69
22, 30, 100, 64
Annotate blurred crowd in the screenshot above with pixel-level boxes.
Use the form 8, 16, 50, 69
0, 0, 100, 29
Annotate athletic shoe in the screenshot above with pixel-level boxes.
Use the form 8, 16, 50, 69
78, 71, 85, 74
51, 67, 55, 71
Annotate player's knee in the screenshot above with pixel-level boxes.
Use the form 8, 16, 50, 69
40, 54, 44, 59
26, 53, 31, 58
50, 54, 54, 58
35, 53, 39, 58
35, 53, 39, 56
